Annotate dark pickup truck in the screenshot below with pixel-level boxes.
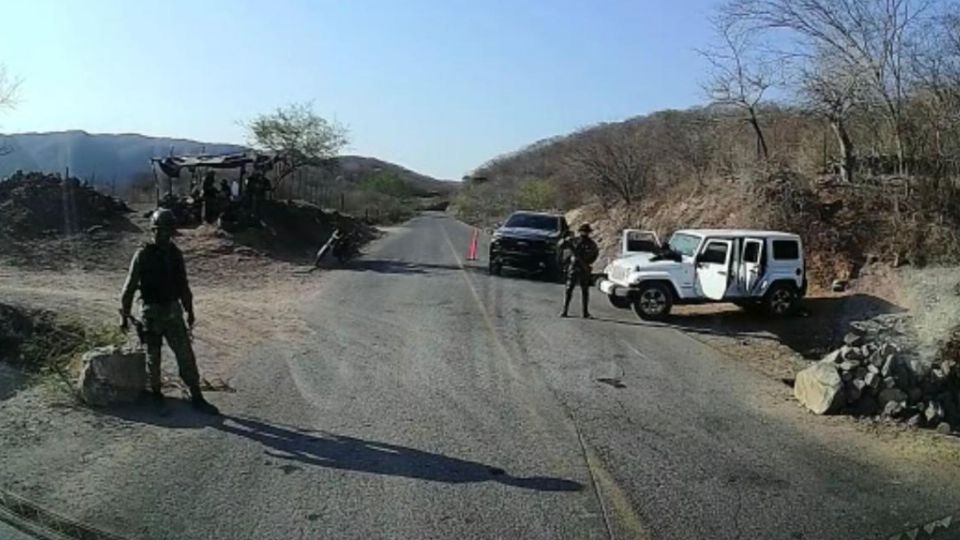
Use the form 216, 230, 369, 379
488, 211, 569, 281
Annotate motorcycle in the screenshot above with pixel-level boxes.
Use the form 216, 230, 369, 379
314, 228, 360, 267
331, 232, 360, 263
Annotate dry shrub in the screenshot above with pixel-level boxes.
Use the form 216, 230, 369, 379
0, 303, 124, 375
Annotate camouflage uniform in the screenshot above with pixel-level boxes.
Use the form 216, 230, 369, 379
560, 232, 599, 318
120, 241, 200, 393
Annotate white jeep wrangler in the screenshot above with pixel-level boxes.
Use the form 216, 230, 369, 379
598, 229, 807, 320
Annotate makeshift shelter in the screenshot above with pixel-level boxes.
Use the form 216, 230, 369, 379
149, 151, 280, 204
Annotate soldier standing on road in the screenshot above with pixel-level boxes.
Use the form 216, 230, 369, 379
120, 209, 220, 416
560, 223, 600, 318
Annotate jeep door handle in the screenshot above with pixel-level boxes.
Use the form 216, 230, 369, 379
717, 271, 727, 276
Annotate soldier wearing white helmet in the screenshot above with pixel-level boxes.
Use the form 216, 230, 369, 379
120, 208, 219, 415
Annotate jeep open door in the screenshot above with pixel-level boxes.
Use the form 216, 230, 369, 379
621, 229, 660, 255
739, 238, 764, 294
695, 239, 733, 300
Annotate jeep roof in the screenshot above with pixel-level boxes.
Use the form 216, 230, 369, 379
674, 229, 800, 239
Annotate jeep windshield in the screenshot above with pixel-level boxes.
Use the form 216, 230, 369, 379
504, 213, 560, 232
668, 233, 702, 258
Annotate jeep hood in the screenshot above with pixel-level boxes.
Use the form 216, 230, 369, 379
606, 252, 678, 270
495, 227, 560, 240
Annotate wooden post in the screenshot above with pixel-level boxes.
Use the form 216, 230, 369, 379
151, 162, 160, 206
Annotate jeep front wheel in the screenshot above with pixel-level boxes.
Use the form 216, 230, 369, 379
632, 282, 673, 321
765, 283, 798, 316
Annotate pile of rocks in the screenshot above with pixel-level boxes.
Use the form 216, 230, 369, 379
795, 314, 959, 434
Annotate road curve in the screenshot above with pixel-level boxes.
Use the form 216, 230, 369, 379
2, 213, 960, 540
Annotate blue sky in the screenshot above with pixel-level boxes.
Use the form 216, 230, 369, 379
0, 0, 719, 179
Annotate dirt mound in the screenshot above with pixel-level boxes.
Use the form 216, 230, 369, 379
0, 171, 132, 240
180, 199, 380, 264
0, 303, 39, 366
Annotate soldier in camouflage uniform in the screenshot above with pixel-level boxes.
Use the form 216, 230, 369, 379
120, 209, 219, 415
560, 223, 600, 318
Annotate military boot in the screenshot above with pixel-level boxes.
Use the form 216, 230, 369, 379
152, 390, 169, 417
189, 386, 221, 416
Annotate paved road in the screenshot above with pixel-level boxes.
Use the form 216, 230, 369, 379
3, 213, 960, 540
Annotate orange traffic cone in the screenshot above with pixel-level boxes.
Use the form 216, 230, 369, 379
467, 228, 479, 261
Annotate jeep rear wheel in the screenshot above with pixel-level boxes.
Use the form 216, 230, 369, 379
765, 283, 798, 316
632, 282, 672, 321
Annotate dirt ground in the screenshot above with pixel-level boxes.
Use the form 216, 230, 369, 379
0, 199, 348, 399
659, 260, 960, 450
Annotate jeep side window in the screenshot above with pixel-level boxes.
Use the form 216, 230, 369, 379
772, 240, 800, 260
743, 242, 761, 263
699, 241, 728, 265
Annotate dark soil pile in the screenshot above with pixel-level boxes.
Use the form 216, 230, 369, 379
221, 199, 380, 263
0, 171, 132, 240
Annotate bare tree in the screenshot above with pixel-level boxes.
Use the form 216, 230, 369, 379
567, 128, 652, 207
910, 11, 960, 172
700, 18, 775, 160
246, 102, 349, 186
799, 49, 868, 180
0, 64, 21, 158
722, 0, 937, 174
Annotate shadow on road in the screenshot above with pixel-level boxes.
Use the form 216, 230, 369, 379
665, 294, 906, 359
103, 404, 583, 493
339, 258, 489, 276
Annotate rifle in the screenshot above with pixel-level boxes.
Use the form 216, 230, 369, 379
119, 309, 147, 348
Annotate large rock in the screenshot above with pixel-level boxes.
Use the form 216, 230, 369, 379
882, 400, 906, 418
841, 346, 864, 362
878, 388, 908, 407
925, 401, 946, 424
838, 360, 860, 372
881, 356, 898, 378
795, 363, 844, 415
78, 346, 147, 407
820, 349, 842, 364
843, 332, 864, 347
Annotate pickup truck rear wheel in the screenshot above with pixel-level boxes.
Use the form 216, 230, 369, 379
765, 283, 799, 316
632, 282, 672, 321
